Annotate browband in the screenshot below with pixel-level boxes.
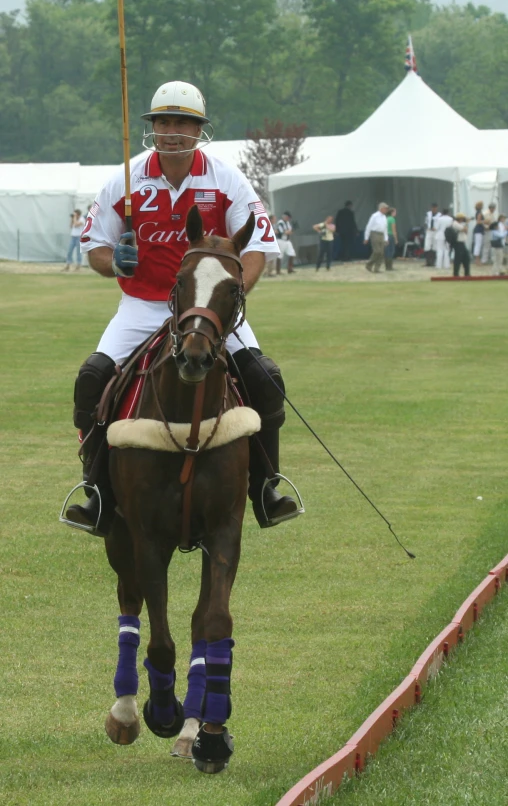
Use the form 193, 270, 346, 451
182, 247, 244, 272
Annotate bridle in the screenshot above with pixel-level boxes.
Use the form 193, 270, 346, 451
152, 245, 247, 553
169, 246, 246, 360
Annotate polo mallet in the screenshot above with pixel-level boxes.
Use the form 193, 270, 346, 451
117, 0, 132, 236
232, 334, 415, 560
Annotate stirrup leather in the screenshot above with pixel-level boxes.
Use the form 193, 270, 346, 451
259, 474, 305, 527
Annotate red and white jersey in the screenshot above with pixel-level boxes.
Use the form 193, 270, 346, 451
81, 149, 279, 301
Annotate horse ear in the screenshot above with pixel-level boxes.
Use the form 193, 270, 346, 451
232, 212, 256, 254
186, 205, 204, 245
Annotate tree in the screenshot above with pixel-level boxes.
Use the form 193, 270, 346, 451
238, 120, 307, 207
303, 0, 417, 133
414, 5, 508, 129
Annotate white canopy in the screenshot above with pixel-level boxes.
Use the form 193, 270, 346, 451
2, 77, 507, 262
0, 162, 118, 261
268, 72, 508, 248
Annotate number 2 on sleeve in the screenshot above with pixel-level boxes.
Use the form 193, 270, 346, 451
257, 216, 275, 242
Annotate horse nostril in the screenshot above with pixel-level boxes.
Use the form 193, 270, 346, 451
201, 352, 214, 371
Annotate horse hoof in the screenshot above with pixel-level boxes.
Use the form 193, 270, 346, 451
143, 697, 185, 739
170, 736, 194, 759
105, 712, 140, 745
192, 726, 234, 774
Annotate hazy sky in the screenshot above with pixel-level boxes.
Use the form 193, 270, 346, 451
0, 0, 505, 17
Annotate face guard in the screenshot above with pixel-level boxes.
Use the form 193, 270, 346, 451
141, 122, 214, 156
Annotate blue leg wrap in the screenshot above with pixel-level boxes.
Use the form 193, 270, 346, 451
114, 615, 140, 698
202, 638, 234, 725
183, 639, 207, 720
143, 659, 176, 725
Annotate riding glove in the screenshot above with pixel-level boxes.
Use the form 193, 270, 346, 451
113, 232, 138, 277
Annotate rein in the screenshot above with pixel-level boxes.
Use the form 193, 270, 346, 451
147, 244, 245, 552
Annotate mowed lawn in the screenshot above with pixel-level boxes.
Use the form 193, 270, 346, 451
1, 272, 507, 806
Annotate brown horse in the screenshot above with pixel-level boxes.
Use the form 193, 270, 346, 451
102, 206, 258, 773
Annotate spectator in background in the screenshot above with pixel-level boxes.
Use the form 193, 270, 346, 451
313, 215, 336, 271
435, 207, 454, 269
364, 202, 389, 273
384, 207, 398, 271
472, 200, 484, 267
490, 214, 506, 275
335, 200, 358, 262
63, 209, 86, 272
481, 202, 497, 264
264, 215, 279, 277
275, 211, 296, 274
452, 213, 470, 277
424, 202, 439, 266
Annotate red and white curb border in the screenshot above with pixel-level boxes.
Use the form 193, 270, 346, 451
275, 552, 508, 806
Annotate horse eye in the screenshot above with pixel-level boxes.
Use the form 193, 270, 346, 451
176, 276, 184, 289
230, 285, 239, 297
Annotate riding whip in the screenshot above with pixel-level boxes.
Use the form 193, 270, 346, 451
232, 334, 415, 560
117, 0, 132, 234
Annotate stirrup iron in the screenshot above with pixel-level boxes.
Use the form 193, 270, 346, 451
260, 473, 305, 526
59, 482, 102, 534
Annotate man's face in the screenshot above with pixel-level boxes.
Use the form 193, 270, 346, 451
153, 115, 202, 155
283, 214, 291, 222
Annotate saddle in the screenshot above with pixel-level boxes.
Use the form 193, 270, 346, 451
97, 319, 173, 428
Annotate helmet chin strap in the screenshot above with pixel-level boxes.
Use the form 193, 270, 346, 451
141, 126, 214, 156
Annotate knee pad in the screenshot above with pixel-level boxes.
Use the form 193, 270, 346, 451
229, 348, 285, 429
73, 352, 116, 430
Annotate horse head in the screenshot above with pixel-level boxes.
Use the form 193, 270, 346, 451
172, 205, 255, 383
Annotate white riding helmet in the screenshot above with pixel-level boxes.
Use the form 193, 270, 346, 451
141, 81, 209, 124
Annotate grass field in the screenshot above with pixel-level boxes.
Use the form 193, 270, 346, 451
1, 273, 508, 806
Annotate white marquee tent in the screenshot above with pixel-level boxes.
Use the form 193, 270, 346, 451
268, 71, 508, 254
1, 71, 507, 262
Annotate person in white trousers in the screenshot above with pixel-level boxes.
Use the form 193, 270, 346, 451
490, 215, 506, 275
434, 208, 454, 269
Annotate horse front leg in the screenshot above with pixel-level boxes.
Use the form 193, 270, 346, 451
139, 539, 185, 740
171, 552, 211, 759
192, 527, 241, 774
104, 517, 144, 745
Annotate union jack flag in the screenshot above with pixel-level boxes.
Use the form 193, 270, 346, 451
404, 35, 418, 73
248, 201, 266, 215
194, 191, 216, 202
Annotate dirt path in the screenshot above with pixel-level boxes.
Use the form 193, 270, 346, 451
0, 258, 501, 283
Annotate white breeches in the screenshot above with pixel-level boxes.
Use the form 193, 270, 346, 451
424, 230, 436, 252
435, 235, 450, 269
97, 293, 259, 363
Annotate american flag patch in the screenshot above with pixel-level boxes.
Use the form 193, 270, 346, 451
194, 191, 216, 202
248, 201, 266, 215
88, 201, 99, 218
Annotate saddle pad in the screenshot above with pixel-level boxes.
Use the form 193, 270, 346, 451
116, 331, 168, 421
107, 407, 260, 452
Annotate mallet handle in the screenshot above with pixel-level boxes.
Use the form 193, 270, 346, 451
117, 0, 132, 233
